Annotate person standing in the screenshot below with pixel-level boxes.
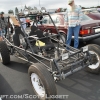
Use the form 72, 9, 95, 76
66, 0, 83, 48
20, 16, 26, 30
18, 13, 26, 31
0, 12, 7, 40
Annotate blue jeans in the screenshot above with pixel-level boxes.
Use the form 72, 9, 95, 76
0, 29, 6, 37
66, 25, 80, 48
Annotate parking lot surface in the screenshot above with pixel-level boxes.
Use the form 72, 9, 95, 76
0, 38, 100, 100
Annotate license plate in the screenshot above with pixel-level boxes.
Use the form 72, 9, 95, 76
82, 46, 88, 52
62, 53, 69, 60
95, 28, 100, 33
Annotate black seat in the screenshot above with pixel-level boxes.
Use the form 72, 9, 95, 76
13, 26, 54, 53
13, 27, 26, 47
29, 25, 38, 36
13, 26, 38, 47
34, 29, 55, 51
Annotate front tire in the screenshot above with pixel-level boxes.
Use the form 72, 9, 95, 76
85, 44, 100, 74
0, 41, 10, 65
58, 32, 66, 43
28, 63, 57, 100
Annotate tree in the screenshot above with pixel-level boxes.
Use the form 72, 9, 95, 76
20, 9, 23, 13
28, 6, 32, 10
15, 7, 19, 15
8, 10, 14, 15
25, 5, 28, 9
63, 8, 67, 12
1, 11, 4, 14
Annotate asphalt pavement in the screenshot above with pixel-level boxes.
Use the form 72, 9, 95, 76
0, 38, 100, 100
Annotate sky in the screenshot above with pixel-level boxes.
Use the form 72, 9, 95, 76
0, 0, 100, 13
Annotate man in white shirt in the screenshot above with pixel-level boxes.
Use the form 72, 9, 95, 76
20, 17, 26, 30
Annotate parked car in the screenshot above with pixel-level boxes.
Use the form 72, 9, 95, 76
81, 8, 100, 20
38, 12, 100, 43
85, 12, 100, 20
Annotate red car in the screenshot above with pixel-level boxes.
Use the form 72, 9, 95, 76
38, 12, 100, 43
86, 12, 100, 20
82, 8, 100, 20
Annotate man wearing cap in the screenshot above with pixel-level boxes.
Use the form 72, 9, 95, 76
66, 0, 83, 48
0, 12, 7, 40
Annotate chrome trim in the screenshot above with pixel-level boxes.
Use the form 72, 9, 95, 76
72, 33, 100, 41
93, 26, 100, 29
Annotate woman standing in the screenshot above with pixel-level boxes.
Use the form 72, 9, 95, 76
66, 0, 83, 48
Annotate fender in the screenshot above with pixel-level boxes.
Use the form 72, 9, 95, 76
58, 30, 67, 35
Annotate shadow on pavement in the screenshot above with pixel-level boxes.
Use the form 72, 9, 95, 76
56, 70, 100, 100
6, 61, 30, 73
0, 74, 38, 100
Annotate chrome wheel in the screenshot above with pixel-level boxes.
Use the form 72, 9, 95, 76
88, 51, 100, 69
31, 73, 46, 98
59, 34, 66, 43
0, 52, 2, 62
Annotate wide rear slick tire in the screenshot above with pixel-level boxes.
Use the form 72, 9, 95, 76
28, 63, 57, 100
0, 41, 10, 65
85, 44, 100, 74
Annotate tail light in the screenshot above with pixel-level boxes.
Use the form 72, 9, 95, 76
80, 29, 90, 35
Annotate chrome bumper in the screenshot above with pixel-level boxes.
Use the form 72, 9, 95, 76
72, 33, 100, 42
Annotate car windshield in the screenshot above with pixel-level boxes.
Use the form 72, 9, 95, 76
42, 15, 59, 24
42, 16, 49, 24
42, 13, 93, 25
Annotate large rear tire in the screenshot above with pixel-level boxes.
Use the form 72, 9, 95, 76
0, 41, 10, 65
28, 63, 57, 100
85, 44, 100, 74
